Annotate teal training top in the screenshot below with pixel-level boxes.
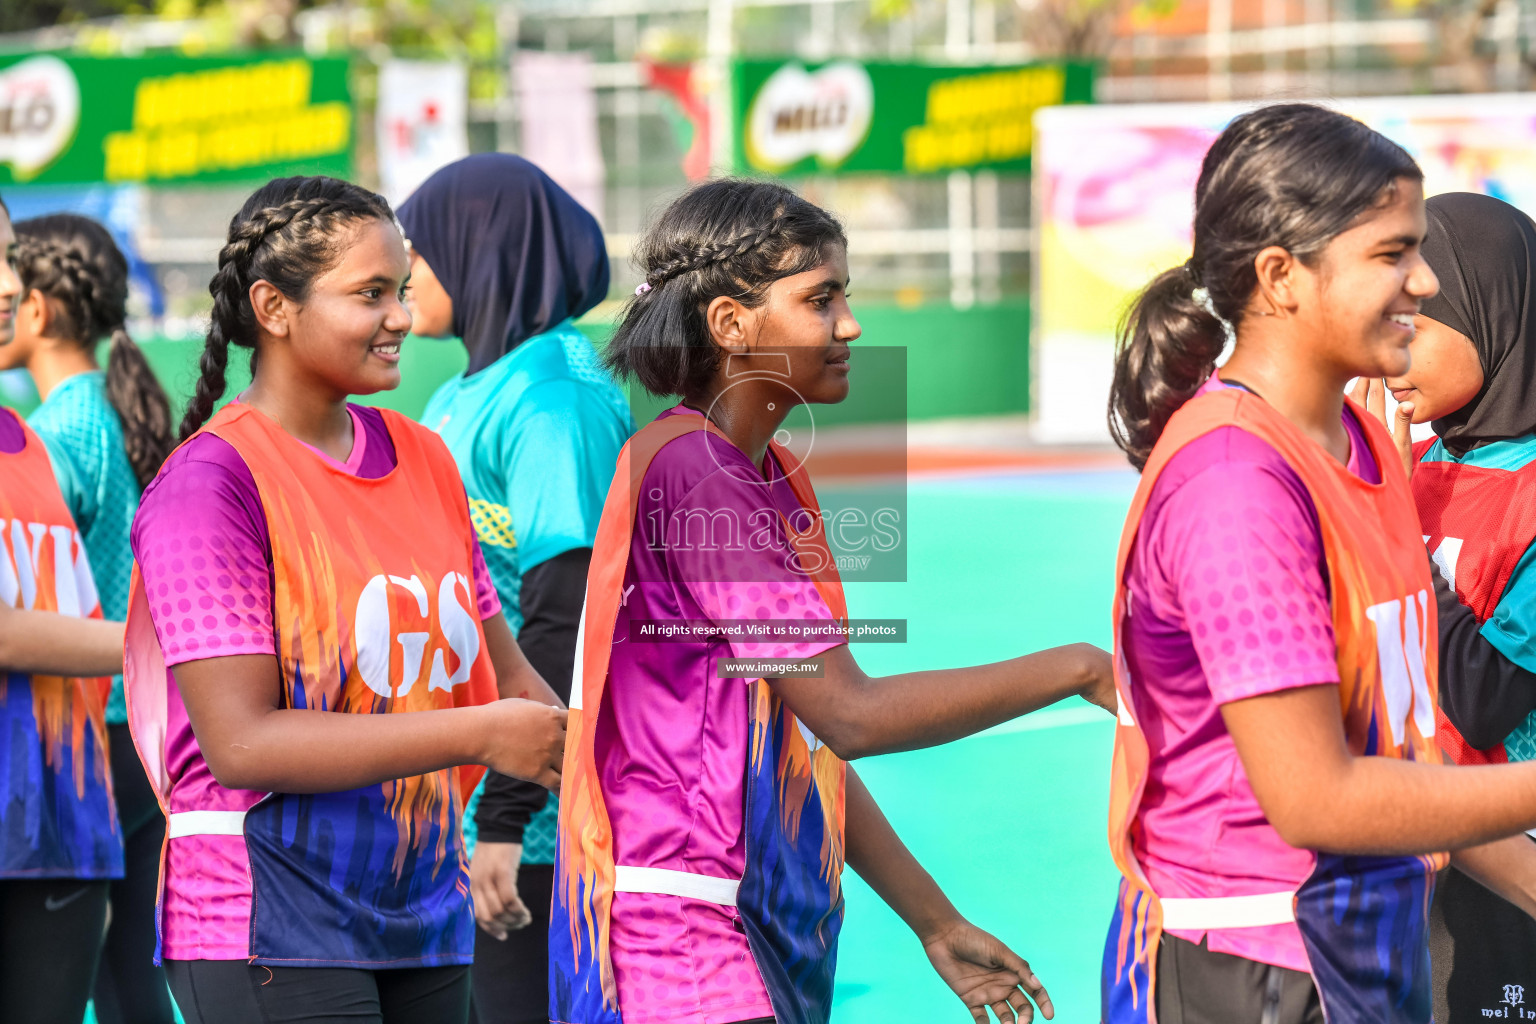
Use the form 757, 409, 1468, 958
28, 371, 138, 726
422, 321, 634, 863
1422, 434, 1536, 760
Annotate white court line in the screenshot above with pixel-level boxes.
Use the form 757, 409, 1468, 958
973, 704, 1111, 739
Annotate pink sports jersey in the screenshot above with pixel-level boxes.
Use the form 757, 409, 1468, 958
597, 407, 842, 1024
131, 403, 499, 960
1122, 374, 1378, 973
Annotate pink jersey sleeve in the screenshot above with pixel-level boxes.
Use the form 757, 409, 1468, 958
131, 436, 276, 667
667, 466, 843, 663
1150, 452, 1340, 704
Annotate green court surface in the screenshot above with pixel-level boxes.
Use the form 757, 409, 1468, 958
824, 466, 1135, 1023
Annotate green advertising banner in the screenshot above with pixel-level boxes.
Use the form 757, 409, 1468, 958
733, 58, 1094, 176
0, 52, 352, 186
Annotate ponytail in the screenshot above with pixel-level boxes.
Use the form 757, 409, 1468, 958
1109, 266, 1225, 471
1107, 103, 1423, 470
180, 176, 393, 440
15, 214, 175, 486
104, 327, 174, 488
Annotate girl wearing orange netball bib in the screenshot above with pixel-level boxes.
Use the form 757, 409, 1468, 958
0, 194, 134, 1024
124, 177, 565, 1024
1102, 105, 1536, 1024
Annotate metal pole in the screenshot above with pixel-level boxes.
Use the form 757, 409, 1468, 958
707, 0, 734, 174
810, 0, 835, 59
1208, 0, 1232, 100
615, 15, 642, 235
946, 0, 973, 308
975, 168, 1000, 305
1305, 0, 1328, 91
973, 0, 995, 58
946, 0, 971, 61
1496, 0, 1520, 91
1263, 0, 1284, 93
496, 5, 520, 153
949, 170, 976, 309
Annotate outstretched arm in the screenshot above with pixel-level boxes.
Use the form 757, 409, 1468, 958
0, 604, 123, 678
769, 642, 1113, 761
173, 653, 566, 794
1224, 683, 1536, 855
1451, 835, 1536, 919
844, 766, 1053, 1023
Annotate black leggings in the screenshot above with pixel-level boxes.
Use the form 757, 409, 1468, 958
0, 877, 111, 1024
165, 960, 471, 1024
467, 863, 552, 1024
1431, 851, 1536, 1023
94, 722, 174, 1024
1155, 933, 1323, 1024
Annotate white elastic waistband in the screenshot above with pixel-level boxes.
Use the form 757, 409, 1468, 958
1160, 891, 1296, 930
613, 865, 740, 907
167, 810, 247, 838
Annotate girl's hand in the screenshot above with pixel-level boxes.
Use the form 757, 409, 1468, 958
479, 699, 566, 792
470, 840, 533, 940
921, 918, 1054, 1022
1347, 376, 1415, 479
1077, 644, 1118, 716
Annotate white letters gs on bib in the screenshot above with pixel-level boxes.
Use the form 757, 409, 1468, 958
353, 572, 480, 699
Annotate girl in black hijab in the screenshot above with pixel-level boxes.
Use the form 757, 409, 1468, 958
398, 154, 634, 1024
1384, 191, 1536, 1022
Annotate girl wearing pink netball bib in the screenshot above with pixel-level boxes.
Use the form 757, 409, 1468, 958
553, 179, 1117, 1024
125, 176, 565, 1024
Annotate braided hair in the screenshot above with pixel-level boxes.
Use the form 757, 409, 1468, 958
15, 214, 175, 488
179, 176, 393, 441
605, 179, 847, 398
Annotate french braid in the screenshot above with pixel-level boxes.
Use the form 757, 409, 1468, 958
178, 178, 392, 440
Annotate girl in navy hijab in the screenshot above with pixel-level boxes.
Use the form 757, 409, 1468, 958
399, 154, 634, 1024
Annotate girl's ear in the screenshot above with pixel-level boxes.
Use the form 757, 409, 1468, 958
1251, 244, 1300, 318
18, 287, 53, 341
249, 279, 291, 339
705, 295, 752, 353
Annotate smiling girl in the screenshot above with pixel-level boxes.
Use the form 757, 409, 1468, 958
1370, 191, 1536, 1023
0, 196, 131, 1024
1104, 105, 1536, 1024
123, 176, 567, 1024
5, 212, 178, 1024
552, 179, 1115, 1024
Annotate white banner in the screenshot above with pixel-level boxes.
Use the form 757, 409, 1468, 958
376, 60, 468, 207
1033, 93, 1536, 444
513, 51, 605, 224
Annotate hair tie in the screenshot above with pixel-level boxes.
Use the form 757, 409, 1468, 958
634, 281, 652, 296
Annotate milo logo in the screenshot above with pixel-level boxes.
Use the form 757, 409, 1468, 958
0, 56, 80, 181
743, 61, 873, 173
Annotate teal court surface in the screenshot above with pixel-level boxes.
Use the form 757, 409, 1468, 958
824, 461, 1136, 1023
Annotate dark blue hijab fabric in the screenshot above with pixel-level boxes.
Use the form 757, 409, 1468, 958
396, 154, 610, 376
